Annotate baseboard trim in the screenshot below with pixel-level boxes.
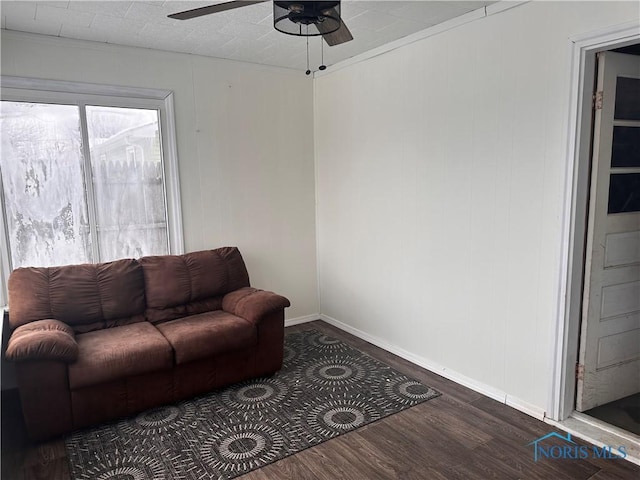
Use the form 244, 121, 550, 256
506, 395, 547, 421
285, 314, 320, 327
320, 314, 546, 421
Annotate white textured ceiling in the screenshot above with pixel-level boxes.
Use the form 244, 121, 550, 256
1, 1, 496, 71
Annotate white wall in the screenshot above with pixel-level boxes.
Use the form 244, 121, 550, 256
1, 31, 319, 320
314, 1, 638, 414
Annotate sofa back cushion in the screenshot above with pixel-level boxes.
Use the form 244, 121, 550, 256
140, 247, 249, 323
8, 259, 146, 331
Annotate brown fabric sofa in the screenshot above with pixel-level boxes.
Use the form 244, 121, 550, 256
5, 247, 290, 441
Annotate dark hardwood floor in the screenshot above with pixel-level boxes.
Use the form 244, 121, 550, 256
3, 320, 639, 479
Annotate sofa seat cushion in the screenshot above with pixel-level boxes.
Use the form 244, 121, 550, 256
69, 322, 173, 389
156, 311, 256, 365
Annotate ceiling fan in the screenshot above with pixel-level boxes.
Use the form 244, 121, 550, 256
168, 1, 354, 46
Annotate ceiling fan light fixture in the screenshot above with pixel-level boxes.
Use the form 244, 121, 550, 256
288, 3, 305, 14
274, 1, 341, 37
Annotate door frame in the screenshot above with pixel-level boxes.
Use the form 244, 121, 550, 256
550, 21, 640, 422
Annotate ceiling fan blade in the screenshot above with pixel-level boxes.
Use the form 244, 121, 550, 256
317, 9, 353, 46
168, 1, 268, 20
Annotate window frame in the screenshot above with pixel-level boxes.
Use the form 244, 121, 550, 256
0, 76, 184, 306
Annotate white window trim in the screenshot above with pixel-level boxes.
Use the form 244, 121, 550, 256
0, 76, 184, 306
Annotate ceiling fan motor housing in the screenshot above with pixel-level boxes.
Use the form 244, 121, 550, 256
274, 1, 341, 36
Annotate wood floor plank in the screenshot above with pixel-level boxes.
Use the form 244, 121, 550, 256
587, 469, 634, 479
391, 398, 493, 450
355, 408, 479, 471
584, 449, 640, 478
425, 394, 542, 447
240, 450, 318, 480
443, 452, 522, 480
472, 437, 601, 480
306, 442, 391, 480
23, 457, 69, 480
21, 441, 67, 467
322, 431, 406, 480
281, 446, 358, 480
471, 395, 552, 437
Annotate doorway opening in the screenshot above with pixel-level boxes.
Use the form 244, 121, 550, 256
576, 43, 640, 438
551, 22, 640, 464
575, 45, 640, 436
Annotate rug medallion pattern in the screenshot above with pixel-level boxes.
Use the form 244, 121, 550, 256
65, 329, 440, 479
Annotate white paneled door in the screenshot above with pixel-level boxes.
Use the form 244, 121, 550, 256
577, 52, 640, 412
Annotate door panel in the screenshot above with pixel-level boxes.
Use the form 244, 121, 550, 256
604, 231, 640, 267
597, 328, 640, 369
577, 51, 640, 411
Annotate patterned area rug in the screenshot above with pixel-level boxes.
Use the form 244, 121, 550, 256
65, 329, 440, 479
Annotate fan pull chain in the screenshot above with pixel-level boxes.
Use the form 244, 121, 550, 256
305, 30, 311, 75
319, 38, 326, 71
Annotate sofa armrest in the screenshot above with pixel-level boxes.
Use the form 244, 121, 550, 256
222, 287, 290, 324
6, 319, 78, 363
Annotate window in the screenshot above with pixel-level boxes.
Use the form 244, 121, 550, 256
0, 77, 183, 306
